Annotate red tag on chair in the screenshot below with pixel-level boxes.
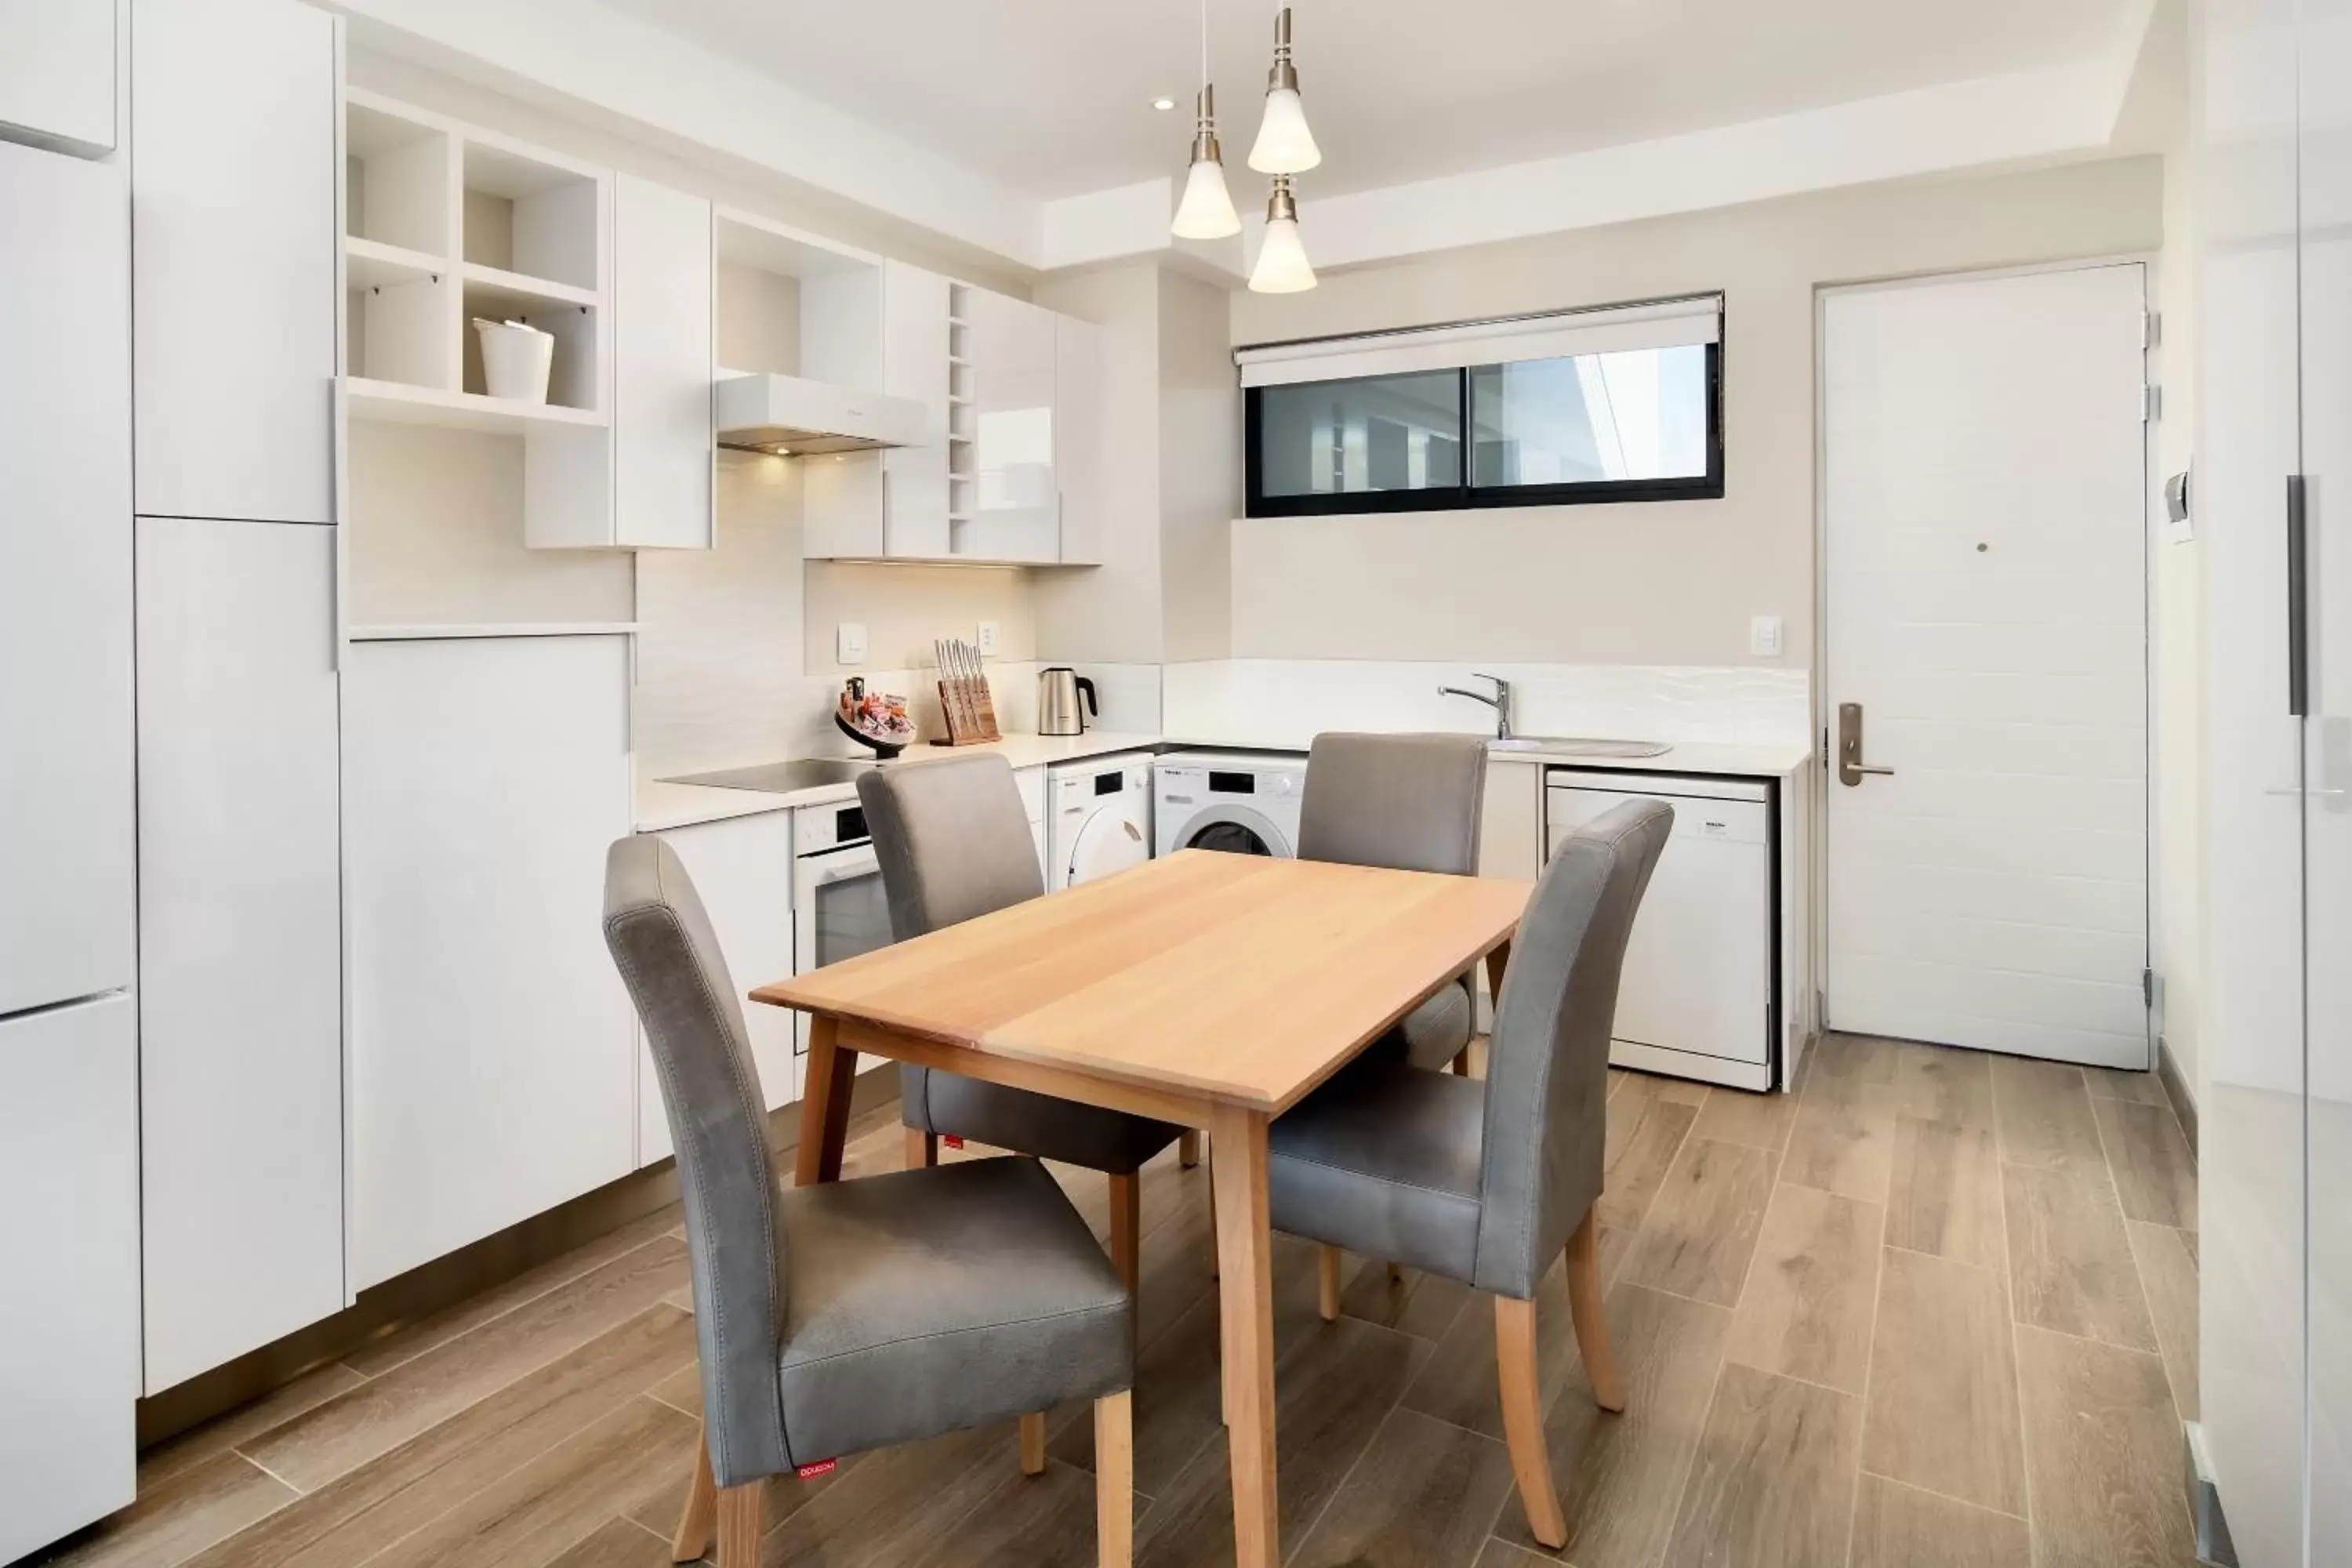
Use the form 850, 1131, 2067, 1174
942, 1134, 965, 1150
795, 1459, 837, 1480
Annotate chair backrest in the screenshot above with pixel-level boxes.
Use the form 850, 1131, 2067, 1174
601, 835, 791, 1486
858, 753, 1045, 940
1472, 798, 1673, 1298
1297, 732, 1488, 875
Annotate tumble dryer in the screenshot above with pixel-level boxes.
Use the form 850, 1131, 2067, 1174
1046, 750, 1154, 890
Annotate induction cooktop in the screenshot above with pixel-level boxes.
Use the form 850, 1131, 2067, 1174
662, 758, 870, 793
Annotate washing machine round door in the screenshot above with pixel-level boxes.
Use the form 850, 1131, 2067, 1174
1065, 805, 1150, 886
1178, 804, 1294, 858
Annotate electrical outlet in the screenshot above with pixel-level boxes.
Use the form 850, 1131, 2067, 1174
975, 620, 1001, 656
836, 622, 868, 665
1749, 615, 1784, 658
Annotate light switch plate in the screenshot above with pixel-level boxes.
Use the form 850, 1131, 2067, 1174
836, 622, 868, 665
975, 620, 1001, 656
1750, 615, 1784, 658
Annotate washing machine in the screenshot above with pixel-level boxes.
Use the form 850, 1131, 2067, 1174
1047, 750, 1156, 890
1152, 750, 1306, 858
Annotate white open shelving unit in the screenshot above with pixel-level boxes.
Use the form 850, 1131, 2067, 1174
340, 89, 615, 547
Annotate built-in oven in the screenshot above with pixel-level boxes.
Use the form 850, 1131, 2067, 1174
790, 798, 894, 1059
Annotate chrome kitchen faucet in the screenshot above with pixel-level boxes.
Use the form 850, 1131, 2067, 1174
1438, 673, 1514, 739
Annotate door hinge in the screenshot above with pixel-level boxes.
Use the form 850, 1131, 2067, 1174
2141, 384, 2161, 422
2142, 967, 2154, 1008
1819, 726, 1831, 768
2141, 310, 2160, 350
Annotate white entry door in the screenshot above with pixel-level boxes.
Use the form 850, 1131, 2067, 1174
1822, 263, 2151, 1066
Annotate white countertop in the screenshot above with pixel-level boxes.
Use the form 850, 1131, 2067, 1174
635, 730, 1163, 833
1157, 733, 1813, 780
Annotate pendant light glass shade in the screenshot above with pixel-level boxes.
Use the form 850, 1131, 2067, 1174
1171, 86, 1242, 238
1247, 7, 1320, 173
1248, 176, 1316, 292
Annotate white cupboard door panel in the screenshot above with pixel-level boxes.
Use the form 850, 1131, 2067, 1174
343, 636, 634, 1288
136, 517, 343, 1390
0, 140, 133, 1017
614, 176, 713, 550
1054, 314, 1103, 564
0, 0, 115, 156
0, 995, 137, 1563
132, 0, 336, 524
637, 813, 794, 1165
964, 286, 1057, 561
880, 260, 951, 557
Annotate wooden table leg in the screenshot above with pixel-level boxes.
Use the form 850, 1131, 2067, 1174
793, 1014, 858, 1187
1210, 1104, 1279, 1568
1484, 938, 1512, 1010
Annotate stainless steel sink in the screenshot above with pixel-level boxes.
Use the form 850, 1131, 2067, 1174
1490, 737, 1674, 758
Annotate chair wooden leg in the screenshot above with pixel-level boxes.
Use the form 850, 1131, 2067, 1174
1094, 1389, 1133, 1568
1178, 1129, 1200, 1168
1207, 1174, 1218, 1279
1020, 1410, 1048, 1475
905, 1126, 937, 1169
1496, 1294, 1569, 1550
714, 1480, 764, 1568
672, 1435, 717, 1562
1565, 1207, 1624, 1412
1451, 1047, 1472, 1076
1316, 1244, 1342, 1323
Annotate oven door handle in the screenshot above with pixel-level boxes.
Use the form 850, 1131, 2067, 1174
807, 855, 880, 888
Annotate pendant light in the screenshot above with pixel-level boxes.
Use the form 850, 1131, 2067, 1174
1247, 6, 1320, 174
1248, 174, 1316, 292
1170, 0, 1240, 240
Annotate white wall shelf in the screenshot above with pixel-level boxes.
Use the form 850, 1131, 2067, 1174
346, 236, 444, 292
462, 260, 597, 311
343, 375, 607, 434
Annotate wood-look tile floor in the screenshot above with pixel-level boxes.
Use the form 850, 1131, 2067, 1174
39, 1034, 2203, 1568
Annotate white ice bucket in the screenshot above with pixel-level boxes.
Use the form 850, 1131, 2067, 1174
473, 317, 554, 404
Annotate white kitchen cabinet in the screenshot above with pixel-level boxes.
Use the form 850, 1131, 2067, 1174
0, 139, 133, 1019
800, 260, 952, 561
636, 811, 794, 1167
0, 0, 117, 156
880, 260, 953, 555
1054, 315, 1104, 564
962, 285, 1059, 563
135, 517, 343, 1391
1548, 772, 1774, 1090
1014, 764, 1050, 884
0, 994, 138, 1564
607, 174, 712, 550
132, 0, 336, 525
343, 634, 635, 1288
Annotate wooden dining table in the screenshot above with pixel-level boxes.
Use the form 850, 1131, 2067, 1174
750, 847, 1531, 1568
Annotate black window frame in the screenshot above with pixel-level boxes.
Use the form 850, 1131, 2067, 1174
1243, 336, 1725, 518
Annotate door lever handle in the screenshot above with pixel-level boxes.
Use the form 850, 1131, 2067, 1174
1836, 702, 1895, 787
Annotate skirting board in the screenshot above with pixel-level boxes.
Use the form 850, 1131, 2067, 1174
2158, 1033, 2199, 1156
2183, 1421, 2238, 1566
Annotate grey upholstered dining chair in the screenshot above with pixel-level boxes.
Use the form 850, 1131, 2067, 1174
858, 753, 1184, 1301
1298, 731, 1489, 1076
1265, 797, 1673, 1551
603, 836, 1136, 1568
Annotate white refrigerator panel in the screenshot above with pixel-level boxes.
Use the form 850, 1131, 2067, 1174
0, 994, 138, 1563
0, 138, 133, 1016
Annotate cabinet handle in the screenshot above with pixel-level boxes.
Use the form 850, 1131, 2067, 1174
2288, 474, 2310, 718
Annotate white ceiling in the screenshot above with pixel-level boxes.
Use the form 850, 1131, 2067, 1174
595, 0, 2145, 201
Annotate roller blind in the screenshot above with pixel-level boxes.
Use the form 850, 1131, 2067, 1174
1234, 295, 1721, 389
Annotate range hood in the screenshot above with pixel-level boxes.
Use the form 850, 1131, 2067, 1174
713, 370, 928, 456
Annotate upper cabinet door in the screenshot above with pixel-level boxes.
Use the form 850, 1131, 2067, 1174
0, 0, 115, 157
880, 260, 952, 557
0, 140, 132, 1018
613, 176, 713, 550
1054, 315, 1103, 564
964, 287, 1058, 561
132, 0, 336, 524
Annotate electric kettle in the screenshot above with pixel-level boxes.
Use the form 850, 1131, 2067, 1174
1036, 666, 1098, 735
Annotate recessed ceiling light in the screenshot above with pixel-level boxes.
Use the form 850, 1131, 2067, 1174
1152, 96, 1177, 111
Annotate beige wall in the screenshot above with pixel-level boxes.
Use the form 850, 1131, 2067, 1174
804, 561, 1036, 672
1225, 156, 2168, 666
1158, 268, 1240, 662
1032, 263, 1166, 662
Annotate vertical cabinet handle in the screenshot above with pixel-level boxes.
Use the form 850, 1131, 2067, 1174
2288, 474, 2310, 718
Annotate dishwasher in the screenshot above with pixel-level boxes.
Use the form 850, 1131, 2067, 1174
1545, 770, 1775, 1089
